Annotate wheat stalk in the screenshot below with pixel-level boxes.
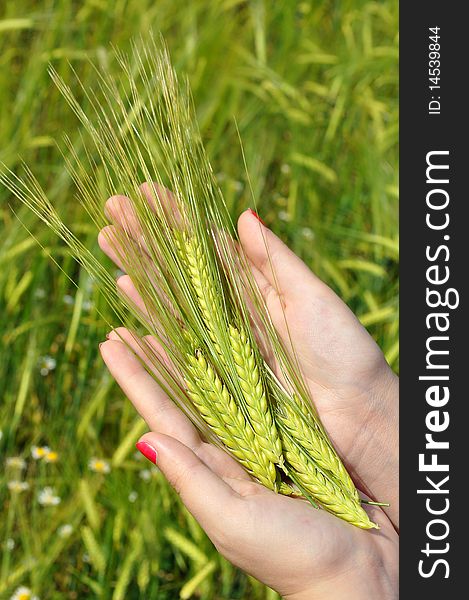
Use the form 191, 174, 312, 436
277, 400, 359, 503
177, 233, 224, 357
281, 432, 378, 529
229, 325, 284, 468
180, 232, 285, 475
185, 350, 278, 491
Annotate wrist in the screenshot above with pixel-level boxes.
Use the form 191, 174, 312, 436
284, 555, 398, 600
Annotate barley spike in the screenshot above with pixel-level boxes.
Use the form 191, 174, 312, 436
281, 432, 378, 529
278, 401, 359, 502
179, 234, 223, 355
185, 351, 278, 490
229, 325, 284, 467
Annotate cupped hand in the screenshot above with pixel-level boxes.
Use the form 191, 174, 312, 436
98, 185, 399, 599
237, 211, 399, 528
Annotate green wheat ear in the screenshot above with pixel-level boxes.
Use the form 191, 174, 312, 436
281, 431, 378, 530
229, 325, 284, 468
185, 350, 279, 491
177, 232, 224, 357
277, 400, 360, 503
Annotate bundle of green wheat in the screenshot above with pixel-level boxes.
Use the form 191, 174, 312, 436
1, 37, 378, 530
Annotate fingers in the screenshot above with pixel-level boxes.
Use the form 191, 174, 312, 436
104, 183, 181, 238
116, 274, 149, 317
107, 327, 172, 373
137, 433, 241, 532
98, 225, 127, 271
98, 224, 152, 274
105, 194, 144, 240
102, 331, 252, 481
139, 182, 183, 227
100, 337, 199, 447
97, 229, 152, 318
101, 184, 175, 268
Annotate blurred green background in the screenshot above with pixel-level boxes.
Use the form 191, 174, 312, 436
0, 1, 398, 598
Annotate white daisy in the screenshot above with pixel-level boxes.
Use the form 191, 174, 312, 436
83, 299, 94, 312
38, 356, 56, 376
5, 538, 15, 551
57, 524, 73, 538
10, 586, 38, 600
88, 458, 111, 474
128, 491, 138, 503
277, 210, 291, 222
37, 487, 61, 506
7, 480, 30, 493
43, 450, 59, 463
139, 469, 151, 481
300, 227, 315, 240
31, 446, 50, 460
5, 457, 26, 470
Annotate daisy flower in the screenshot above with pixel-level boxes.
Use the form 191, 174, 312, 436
57, 524, 73, 538
5, 538, 15, 551
277, 210, 291, 222
128, 491, 138, 503
31, 446, 50, 460
88, 458, 111, 474
10, 587, 39, 600
44, 450, 59, 463
38, 356, 56, 377
83, 299, 94, 312
300, 227, 315, 240
5, 457, 26, 470
34, 288, 46, 299
139, 469, 151, 481
7, 480, 30, 493
37, 487, 61, 506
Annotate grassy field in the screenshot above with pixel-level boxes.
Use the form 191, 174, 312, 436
0, 1, 398, 598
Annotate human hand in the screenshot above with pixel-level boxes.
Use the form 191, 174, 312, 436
98, 185, 398, 599
237, 210, 399, 529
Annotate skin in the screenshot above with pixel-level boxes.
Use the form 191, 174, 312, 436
98, 186, 399, 599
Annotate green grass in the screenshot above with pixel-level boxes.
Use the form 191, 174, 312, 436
0, 1, 398, 598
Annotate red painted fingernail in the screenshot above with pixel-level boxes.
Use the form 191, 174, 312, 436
136, 441, 157, 464
248, 208, 266, 226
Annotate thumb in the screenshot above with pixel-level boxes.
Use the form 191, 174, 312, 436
237, 209, 329, 302
136, 433, 238, 528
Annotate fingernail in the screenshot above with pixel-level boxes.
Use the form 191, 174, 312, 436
248, 208, 266, 226
106, 331, 111, 340
136, 441, 157, 464
99, 342, 105, 350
